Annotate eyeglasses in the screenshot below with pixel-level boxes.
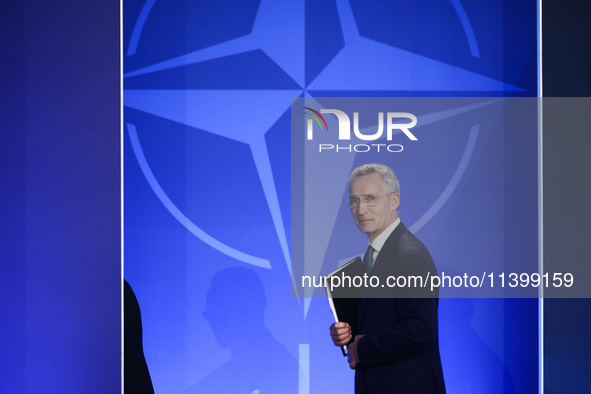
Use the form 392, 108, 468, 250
348, 193, 393, 209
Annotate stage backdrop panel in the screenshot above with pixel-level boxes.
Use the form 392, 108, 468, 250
123, 1, 539, 392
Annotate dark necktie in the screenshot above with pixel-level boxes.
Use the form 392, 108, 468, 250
363, 244, 375, 274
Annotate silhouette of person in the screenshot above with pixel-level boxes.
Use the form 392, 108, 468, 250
124, 279, 155, 393
186, 267, 297, 393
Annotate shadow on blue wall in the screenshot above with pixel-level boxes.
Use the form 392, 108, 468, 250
185, 267, 298, 393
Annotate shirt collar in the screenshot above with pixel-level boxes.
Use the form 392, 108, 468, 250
370, 217, 401, 253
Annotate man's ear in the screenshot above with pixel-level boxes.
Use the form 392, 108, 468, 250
391, 193, 400, 211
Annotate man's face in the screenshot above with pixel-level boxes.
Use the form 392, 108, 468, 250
349, 172, 399, 242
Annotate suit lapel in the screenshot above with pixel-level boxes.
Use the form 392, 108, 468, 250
370, 221, 406, 275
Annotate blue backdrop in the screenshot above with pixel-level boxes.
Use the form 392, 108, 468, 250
123, 1, 539, 393
0, 1, 120, 393
5, 1, 591, 393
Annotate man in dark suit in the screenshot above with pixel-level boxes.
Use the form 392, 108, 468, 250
330, 163, 445, 393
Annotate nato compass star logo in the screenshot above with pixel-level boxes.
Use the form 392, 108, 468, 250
123, 0, 527, 292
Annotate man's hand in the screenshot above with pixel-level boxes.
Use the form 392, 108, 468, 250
329, 322, 352, 347
347, 335, 365, 369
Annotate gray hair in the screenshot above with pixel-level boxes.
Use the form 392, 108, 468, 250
348, 163, 399, 194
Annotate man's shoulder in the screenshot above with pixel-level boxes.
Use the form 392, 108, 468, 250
385, 222, 432, 261
398, 229, 428, 253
